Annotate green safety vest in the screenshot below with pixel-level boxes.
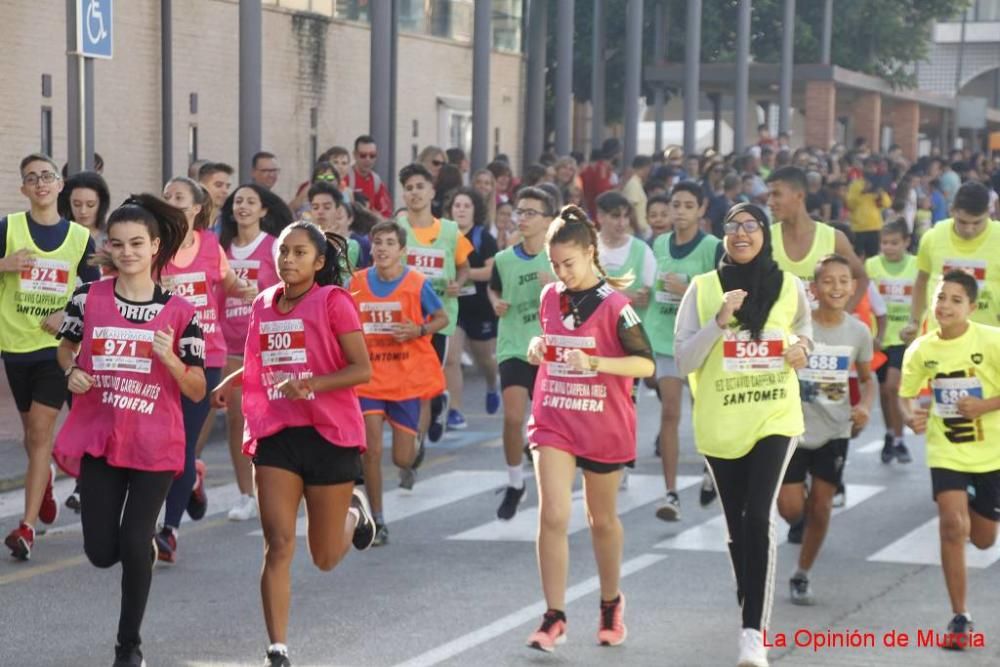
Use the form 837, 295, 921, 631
494, 245, 550, 363
865, 254, 918, 347
397, 215, 460, 336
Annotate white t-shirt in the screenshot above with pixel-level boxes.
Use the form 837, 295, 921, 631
598, 237, 657, 289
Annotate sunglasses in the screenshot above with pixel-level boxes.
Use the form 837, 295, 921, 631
431, 159, 445, 167
358, 152, 377, 159
723, 220, 761, 235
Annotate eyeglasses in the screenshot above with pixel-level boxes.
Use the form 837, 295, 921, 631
23, 172, 60, 187
358, 152, 377, 159
259, 168, 281, 175
723, 219, 762, 235
431, 159, 445, 167
514, 208, 546, 220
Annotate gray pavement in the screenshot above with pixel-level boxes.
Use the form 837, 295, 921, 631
1, 371, 999, 666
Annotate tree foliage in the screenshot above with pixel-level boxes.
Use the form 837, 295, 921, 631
553, 0, 968, 125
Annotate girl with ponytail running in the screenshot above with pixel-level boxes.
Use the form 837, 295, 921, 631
212, 222, 376, 667
53, 194, 206, 667
524, 205, 655, 653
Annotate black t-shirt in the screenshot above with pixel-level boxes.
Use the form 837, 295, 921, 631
459, 226, 499, 322
59, 281, 205, 368
558, 280, 653, 360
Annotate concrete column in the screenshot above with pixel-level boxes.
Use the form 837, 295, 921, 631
370, 0, 392, 184
683, 0, 702, 155
523, 0, 547, 170
554, 0, 574, 155
733, 0, 751, 153
852, 92, 882, 149
161, 0, 173, 184
591, 0, 607, 151
471, 0, 491, 170
623, 0, 643, 166
779, 0, 795, 135
238, 0, 262, 184
804, 80, 836, 150
821, 0, 833, 65
892, 101, 920, 161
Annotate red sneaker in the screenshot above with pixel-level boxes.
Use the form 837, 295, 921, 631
5, 522, 35, 561
527, 610, 567, 652
597, 593, 627, 646
154, 527, 177, 564
39, 464, 59, 525
187, 459, 207, 520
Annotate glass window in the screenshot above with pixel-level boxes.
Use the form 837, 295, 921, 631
492, 0, 523, 52
334, 0, 370, 22
400, 0, 473, 42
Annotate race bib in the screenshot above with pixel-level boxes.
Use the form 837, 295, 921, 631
543, 334, 598, 378
91, 326, 155, 373
259, 319, 307, 366
942, 258, 987, 288
458, 283, 477, 297
407, 247, 446, 278
360, 301, 403, 335
226, 260, 260, 311
931, 376, 984, 419
164, 272, 209, 308
20, 258, 70, 294
654, 272, 685, 305
722, 330, 786, 372
798, 343, 851, 404
878, 278, 913, 305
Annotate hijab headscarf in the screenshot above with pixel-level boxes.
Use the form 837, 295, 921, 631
717, 203, 784, 339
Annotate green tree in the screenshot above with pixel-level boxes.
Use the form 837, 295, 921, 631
557, 0, 968, 127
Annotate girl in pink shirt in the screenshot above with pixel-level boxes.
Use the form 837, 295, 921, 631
212, 222, 376, 667
53, 194, 207, 667
524, 205, 656, 653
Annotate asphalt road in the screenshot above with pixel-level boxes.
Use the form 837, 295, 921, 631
2, 373, 999, 666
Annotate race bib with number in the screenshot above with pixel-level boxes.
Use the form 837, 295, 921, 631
654, 272, 685, 305
722, 330, 786, 372
407, 248, 446, 278
942, 258, 987, 288
164, 272, 209, 308
878, 279, 913, 305
458, 283, 477, 297
20, 258, 71, 295
91, 326, 155, 373
226, 260, 260, 311
259, 319, 307, 366
931, 376, 984, 419
543, 334, 598, 378
798, 343, 851, 404
360, 301, 403, 335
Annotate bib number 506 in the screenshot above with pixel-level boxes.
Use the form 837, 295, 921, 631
734, 340, 771, 358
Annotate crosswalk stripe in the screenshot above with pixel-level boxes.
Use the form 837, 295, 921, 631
654, 483, 885, 552
249, 470, 509, 537
447, 474, 700, 543
867, 517, 1000, 568
0, 477, 77, 521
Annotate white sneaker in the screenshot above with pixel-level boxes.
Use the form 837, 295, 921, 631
738, 628, 769, 667
618, 468, 630, 491
227, 494, 258, 521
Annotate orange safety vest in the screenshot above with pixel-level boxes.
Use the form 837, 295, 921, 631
350, 268, 445, 401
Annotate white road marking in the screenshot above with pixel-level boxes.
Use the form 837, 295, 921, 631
867, 517, 1000, 568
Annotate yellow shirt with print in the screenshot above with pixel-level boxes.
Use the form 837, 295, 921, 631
916, 218, 1000, 326
900, 321, 1000, 473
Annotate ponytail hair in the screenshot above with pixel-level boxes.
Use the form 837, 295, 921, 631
546, 204, 634, 290
166, 176, 214, 231
102, 194, 188, 278
278, 221, 352, 287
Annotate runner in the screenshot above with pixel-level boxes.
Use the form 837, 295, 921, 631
865, 220, 918, 463
156, 177, 256, 562
212, 221, 376, 667
445, 187, 500, 428
899, 270, 1000, 650
642, 182, 721, 520
58, 170, 111, 250
645, 193, 673, 242
218, 184, 285, 520
902, 181, 1000, 342
524, 205, 654, 653
52, 194, 205, 667
396, 163, 472, 444
675, 203, 812, 667
488, 187, 556, 519
777, 254, 874, 606
309, 181, 361, 273
766, 166, 868, 309
350, 220, 447, 546
1, 153, 99, 560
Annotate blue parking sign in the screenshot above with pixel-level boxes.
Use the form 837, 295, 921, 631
78, 0, 113, 59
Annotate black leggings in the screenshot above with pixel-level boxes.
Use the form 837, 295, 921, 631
705, 435, 795, 631
80, 455, 173, 647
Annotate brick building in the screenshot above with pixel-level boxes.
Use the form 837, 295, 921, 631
0, 0, 526, 213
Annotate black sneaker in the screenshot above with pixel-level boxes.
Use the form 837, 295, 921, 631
372, 523, 389, 547
894, 441, 913, 464
427, 391, 450, 443
497, 485, 526, 520
399, 467, 416, 490
653, 432, 661, 457
787, 516, 806, 544
655, 491, 680, 521
265, 649, 292, 666
880, 434, 895, 464
698, 467, 717, 507
350, 488, 376, 550
113, 643, 146, 667
789, 574, 815, 605
66, 480, 82, 513
942, 613, 974, 651
412, 434, 427, 470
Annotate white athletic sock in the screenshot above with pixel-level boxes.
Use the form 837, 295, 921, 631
894, 436, 905, 446
268, 643, 288, 656
794, 568, 810, 579
508, 465, 524, 489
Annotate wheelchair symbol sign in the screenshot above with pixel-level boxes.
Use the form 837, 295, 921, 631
77, 0, 113, 59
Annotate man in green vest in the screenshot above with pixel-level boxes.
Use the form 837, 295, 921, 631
1, 153, 99, 560
396, 163, 472, 446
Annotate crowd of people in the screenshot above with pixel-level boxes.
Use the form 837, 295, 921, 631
1, 128, 999, 667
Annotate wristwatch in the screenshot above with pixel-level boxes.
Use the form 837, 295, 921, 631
588, 356, 599, 372
64, 364, 78, 378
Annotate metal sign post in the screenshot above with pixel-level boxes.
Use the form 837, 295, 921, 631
67, 0, 113, 175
